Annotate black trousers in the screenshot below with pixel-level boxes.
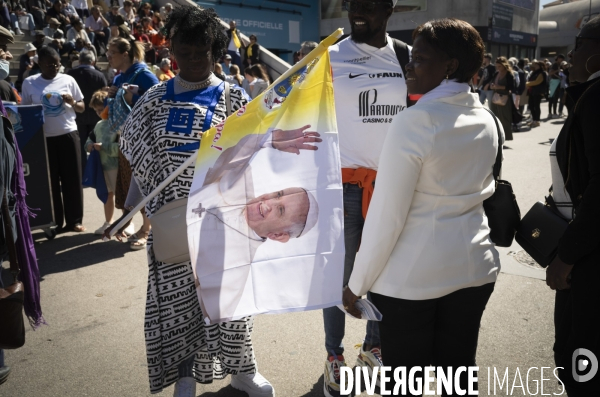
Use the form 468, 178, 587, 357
557, 88, 566, 115
554, 251, 600, 396
31, 10, 44, 30
93, 27, 111, 55
75, 120, 96, 174
46, 131, 84, 229
549, 86, 561, 115
371, 283, 495, 397
529, 94, 543, 122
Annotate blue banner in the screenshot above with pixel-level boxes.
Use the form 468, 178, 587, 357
6, 104, 45, 151
196, 0, 320, 63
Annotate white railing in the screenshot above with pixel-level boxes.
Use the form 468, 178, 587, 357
154, 0, 292, 80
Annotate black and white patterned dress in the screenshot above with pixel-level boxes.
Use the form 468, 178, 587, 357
120, 78, 256, 393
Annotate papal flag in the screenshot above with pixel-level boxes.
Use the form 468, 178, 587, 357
187, 29, 345, 324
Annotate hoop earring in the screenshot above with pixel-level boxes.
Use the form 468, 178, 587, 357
585, 54, 600, 74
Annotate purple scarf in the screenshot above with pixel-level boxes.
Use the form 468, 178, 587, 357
2, 100, 46, 329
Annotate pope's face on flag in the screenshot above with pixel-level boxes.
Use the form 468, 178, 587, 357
245, 188, 310, 243
187, 29, 344, 323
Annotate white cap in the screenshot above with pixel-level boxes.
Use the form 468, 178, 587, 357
297, 189, 319, 238
24, 43, 36, 53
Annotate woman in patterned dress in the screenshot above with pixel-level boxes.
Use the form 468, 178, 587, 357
118, 6, 274, 397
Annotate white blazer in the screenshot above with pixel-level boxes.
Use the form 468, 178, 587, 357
348, 91, 502, 300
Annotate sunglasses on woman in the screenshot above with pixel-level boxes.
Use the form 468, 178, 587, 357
342, 0, 392, 14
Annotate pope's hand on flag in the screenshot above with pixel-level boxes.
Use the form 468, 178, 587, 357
272, 125, 322, 155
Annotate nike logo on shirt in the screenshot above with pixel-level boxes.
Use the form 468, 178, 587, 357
349, 73, 366, 79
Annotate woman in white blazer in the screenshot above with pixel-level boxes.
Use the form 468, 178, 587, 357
343, 19, 502, 394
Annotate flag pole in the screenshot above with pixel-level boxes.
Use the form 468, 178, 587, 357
106, 28, 344, 239
106, 154, 197, 238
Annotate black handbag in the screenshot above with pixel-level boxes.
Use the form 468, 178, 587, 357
482, 108, 521, 247
0, 191, 25, 349
515, 189, 570, 268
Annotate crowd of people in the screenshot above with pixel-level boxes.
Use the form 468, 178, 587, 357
1, 0, 176, 89
2, 0, 277, 102
1, 0, 599, 396
0, 0, 279, 246
211, 21, 271, 99
476, 51, 571, 136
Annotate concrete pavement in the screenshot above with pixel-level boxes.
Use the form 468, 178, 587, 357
1, 103, 568, 397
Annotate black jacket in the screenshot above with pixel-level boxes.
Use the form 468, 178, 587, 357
555, 76, 600, 264
481, 64, 496, 88
528, 69, 547, 96
0, 115, 16, 260
226, 28, 244, 51
244, 43, 259, 65
514, 67, 526, 95
67, 65, 107, 125
0, 80, 17, 102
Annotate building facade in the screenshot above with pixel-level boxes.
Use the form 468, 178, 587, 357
195, 0, 320, 65
320, 0, 540, 60
539, 0, 600, 59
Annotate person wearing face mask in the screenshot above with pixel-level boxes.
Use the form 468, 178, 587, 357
342, 18, 500, 396
322, 1, 410, 395
546, 15, 600, 396
112, 6, 274, 397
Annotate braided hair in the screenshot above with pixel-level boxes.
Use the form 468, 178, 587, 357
162, 5, 227, 61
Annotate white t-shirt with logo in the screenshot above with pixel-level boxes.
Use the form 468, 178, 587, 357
329, 36, 409, 170
21, 73, 84, 137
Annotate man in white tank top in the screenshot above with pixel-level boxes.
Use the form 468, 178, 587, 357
322, 1, 410, 396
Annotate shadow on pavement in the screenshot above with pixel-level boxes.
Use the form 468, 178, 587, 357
299, 375, 327, 397
31, 231, 132, 278
197, 385, 248, 396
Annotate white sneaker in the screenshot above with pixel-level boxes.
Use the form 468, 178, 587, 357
15, 29, 24, 35
231, 371, 274, 397
356, 344, 383, 387
123, 222, 135, 236
324, 354, 348, 397
94, 222, 111, 235
173, 377, 196, 397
